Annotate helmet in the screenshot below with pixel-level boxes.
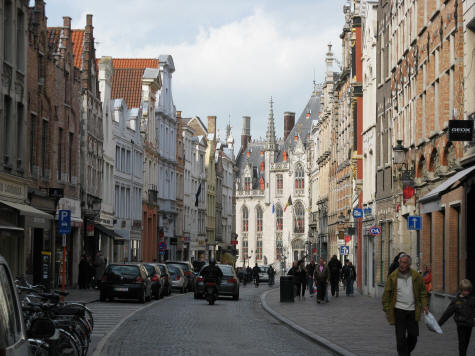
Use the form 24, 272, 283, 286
209, 256, 216, 266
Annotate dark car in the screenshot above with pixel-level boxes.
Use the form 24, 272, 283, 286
157, 263, 172, 296
0, 255, 31, 356
143, 263, 163, 300
100, 263, 152, 303
194, 264, 239, 300
165, 261, 195, 292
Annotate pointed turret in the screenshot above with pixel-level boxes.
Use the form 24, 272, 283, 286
265, 97, 277, 151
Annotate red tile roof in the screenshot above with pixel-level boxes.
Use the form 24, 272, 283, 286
71, 30, 84, 69
109, 59, 159, 109
112, 58, 159, 69
47, 27, 61, 51
111, 68, 145, 108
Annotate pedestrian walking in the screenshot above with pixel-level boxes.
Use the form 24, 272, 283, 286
438, 279, 475, 356
422, 265, 432, 294
382, 253, 428, 356
306, 259, 316, 297
388, 251, 406, 276
94, 250, 106, 288
342, 260, 356, 296
78, 254, 90, 289
288, 261, 306, 299
314, 258, 329, 304
328, 255, 342, 297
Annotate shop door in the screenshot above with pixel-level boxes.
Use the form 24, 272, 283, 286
33, 229, 43, 284
467, 186, 475, 284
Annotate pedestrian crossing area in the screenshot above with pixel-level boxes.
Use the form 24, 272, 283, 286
88, 302, 144, 338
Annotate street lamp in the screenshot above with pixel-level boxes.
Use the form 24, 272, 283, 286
393, 139, 415, 179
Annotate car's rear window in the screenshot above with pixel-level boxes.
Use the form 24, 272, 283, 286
143, 264, 155, 276
168, 263, 189, 272
260, 267, 268, 273
167, 265, 179, 275
158, 265, 166, 274
220, 265, 234, 276
108, 265, 139, 277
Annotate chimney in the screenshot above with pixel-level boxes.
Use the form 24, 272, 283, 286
176, 111, 182, 119
284, 112, 295, 141
241, 116, 251, 151
207, 116, 216, 136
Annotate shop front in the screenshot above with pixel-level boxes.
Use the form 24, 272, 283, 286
0, 174, 53, 281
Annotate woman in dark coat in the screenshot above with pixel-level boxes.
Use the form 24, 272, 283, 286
78, 254, 90, 289
288, 260, 306, 299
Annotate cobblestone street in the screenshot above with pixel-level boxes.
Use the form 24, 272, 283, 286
264, 287, 475, 356
94, 285, 331, 356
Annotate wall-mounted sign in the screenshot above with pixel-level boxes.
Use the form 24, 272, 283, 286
408, 216, 421, 230
369, 226, 381, 236
353, 208, 363, 219
448, 120, 474, 141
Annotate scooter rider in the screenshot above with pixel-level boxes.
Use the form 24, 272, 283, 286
201, 256, 223, 284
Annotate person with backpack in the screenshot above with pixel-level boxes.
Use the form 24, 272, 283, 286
342, 259, 356, 296
328, 255, 342, 297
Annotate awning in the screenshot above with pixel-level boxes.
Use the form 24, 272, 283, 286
0, 223, 24, 231
94, 224, 118, 239
0, 200, 53, 220
420, 166, 475, 214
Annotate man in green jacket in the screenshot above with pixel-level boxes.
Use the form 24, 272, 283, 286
382, 254, 428, 356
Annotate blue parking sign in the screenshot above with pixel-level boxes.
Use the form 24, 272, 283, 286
353, 208, 363, 219
407, 216, 421, 231
58, 210, 71, 234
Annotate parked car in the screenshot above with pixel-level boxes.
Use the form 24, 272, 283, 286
167, 265, 187, 293
0, 255, 31, 355
258, 265, 270, 283
100, 263, 152, 303
166, 261, 195, 292
194, 264, 239, 300
143, 263, 163, 300
157, 263, 172, 296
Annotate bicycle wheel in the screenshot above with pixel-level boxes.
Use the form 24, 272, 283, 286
28, 339, 49, 356
54, 329, 81, 356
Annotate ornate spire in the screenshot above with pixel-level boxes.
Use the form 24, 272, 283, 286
265, 96, 277, 151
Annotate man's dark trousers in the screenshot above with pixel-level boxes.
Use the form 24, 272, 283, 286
316, 280, 327, 301
330, 277, 339, 296
394, 308, 418, 356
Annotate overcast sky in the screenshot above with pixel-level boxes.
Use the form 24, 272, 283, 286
45, 0, 345, 150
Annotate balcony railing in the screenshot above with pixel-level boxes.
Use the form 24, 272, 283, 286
237, 189, 264, 197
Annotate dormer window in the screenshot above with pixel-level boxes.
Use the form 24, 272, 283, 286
244, 177, 251, 191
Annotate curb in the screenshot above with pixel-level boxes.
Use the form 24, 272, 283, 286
260, 289, 357, 356
91, 293, 181, 356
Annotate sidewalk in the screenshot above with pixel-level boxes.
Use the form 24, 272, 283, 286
63, 287, 99, 304
263, 288, 475, 356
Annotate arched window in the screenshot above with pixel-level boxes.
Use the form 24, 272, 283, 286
276, 174, 283, 195
242, 235, 248, 263
256, 206, 263, 232
259, 177, 265, 191
244, 176, 251, 191
295, 164, 304, 194
275, 205, 283, 231
293, 201, 305, 233
242, 206, 248, 232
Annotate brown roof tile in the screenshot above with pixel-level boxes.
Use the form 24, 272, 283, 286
71, 30, 84, 69
111, 68, 145, 109
47, 27, 61, 52
112, 58, 159, 69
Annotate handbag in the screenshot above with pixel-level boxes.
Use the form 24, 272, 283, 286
424, 312, 443, 334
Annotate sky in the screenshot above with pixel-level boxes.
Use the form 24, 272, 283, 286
44, 0, 346, 150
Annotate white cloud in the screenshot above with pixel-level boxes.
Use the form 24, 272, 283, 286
46, 1, 344, 147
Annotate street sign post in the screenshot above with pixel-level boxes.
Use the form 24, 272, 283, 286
339, 246, 350, 255
408, 216, 421, 230
369, 226, 382, 236
352, 208, 363, 219
159, 242, 167, 251
58, 210, 71, 301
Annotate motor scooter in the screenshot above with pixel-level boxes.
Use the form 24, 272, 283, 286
205, 281, 218, 305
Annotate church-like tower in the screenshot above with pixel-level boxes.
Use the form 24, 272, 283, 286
264, 97, 277, 205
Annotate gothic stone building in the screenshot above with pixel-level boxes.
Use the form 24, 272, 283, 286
235, 94, 320, 269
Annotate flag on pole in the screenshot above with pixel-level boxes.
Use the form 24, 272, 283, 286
284, 195, 292, 212
195, 183, 202, 207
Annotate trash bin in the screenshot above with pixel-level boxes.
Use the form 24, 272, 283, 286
280, 275, 294, 302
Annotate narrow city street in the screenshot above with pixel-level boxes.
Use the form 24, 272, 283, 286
92, 285, 332, 356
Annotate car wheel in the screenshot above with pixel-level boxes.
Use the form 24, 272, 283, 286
109, 296, 114, 302
139, 289, 146, 303
155, 289, 160, 300
233, 293, 239, 301
194, 292, 199, 299
181, 286, 185, 294
100, 292, 106, 302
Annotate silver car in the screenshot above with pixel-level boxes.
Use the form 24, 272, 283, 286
0, 255, 31, 355
167, 265, 188, 293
